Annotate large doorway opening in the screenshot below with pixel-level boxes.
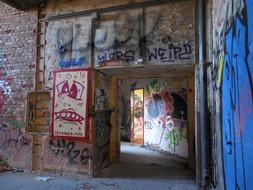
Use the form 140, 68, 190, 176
95, 66, 195, 180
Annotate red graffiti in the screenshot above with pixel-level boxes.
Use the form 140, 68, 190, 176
56, 80, 84, 100
55, 108, 84, 124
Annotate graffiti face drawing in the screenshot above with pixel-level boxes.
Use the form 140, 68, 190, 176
52, 69, 89, 140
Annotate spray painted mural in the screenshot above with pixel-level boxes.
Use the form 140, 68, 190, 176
45, 16, 91, 90
144, 79, 188, 158
119, 77, 188, 158
212, 0, 253, 189
52, 69, 89, 140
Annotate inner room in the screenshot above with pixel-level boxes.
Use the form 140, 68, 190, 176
100, 73, 195, 179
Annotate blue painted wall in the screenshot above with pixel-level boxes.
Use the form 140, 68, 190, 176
217, 0, 253, 189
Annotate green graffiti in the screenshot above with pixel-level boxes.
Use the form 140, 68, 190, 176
8, 120, 24, 128
165, 128, 188, 147
146, 79, 159, 94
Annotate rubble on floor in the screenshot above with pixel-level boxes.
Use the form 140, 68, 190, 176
0, 155, 11, 172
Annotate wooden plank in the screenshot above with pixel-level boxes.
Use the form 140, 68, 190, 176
109, 76, 119, 162
35, 118, 49, 126
36, 101, 49, 109
36, 93, 50, 101
32, 135, 42, 170
35, 110, 50, 118
27, 91, 50, 133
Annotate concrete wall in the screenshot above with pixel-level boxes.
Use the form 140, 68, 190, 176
44, 16, 91, 90
119, 77, 189, 158
211, 0, 253, 189
0, 2, 37, 169
94, 2, 194, 67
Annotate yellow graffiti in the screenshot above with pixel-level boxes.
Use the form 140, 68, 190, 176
218, 54, 224, 85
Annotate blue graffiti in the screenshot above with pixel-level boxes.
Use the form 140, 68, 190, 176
59, 57, 86, 68
0, 48, 6, 64
221, 1, 253, 189
147, 94, 165, 118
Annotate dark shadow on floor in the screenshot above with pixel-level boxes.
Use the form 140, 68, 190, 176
100, 142, 195, 179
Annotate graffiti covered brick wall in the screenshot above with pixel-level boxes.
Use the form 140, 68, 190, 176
0, 2, 36, 168
212, 0, 253, 189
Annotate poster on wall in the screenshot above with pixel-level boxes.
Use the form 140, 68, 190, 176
51, 69, 89, 141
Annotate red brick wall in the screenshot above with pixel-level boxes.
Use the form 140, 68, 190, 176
0, 2, 37, 169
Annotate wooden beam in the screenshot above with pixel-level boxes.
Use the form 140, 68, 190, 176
31, 134, 42, 170
109, 76, 119, 162
89, 70, 95, 176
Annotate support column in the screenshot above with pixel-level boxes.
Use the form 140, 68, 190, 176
89, 70, 95, 176
109, 76, 119, 162
188, 73, 195, 170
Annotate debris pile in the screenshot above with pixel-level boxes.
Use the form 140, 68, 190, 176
0, 155, 11, 172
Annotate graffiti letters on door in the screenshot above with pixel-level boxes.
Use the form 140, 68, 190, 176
52, 69, 89, 140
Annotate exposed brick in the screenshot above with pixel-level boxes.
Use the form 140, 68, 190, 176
0, 2, 37, 169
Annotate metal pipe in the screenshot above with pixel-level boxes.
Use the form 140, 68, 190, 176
42, 0, 191, 22
197, 0, 209, 189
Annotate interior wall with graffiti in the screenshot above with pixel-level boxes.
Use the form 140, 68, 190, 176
42, 0, 194, 172
44, 16, 92, 90
94, 1, 195, 67
41, 136, 90, 173
211, 0, 253, 189
119, 77, 189, 158
41, 16, 93, 173
0, 2, 36, 169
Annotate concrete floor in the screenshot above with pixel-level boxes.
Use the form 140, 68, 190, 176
0, 143, 196, 190
101, 142, 194, 179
